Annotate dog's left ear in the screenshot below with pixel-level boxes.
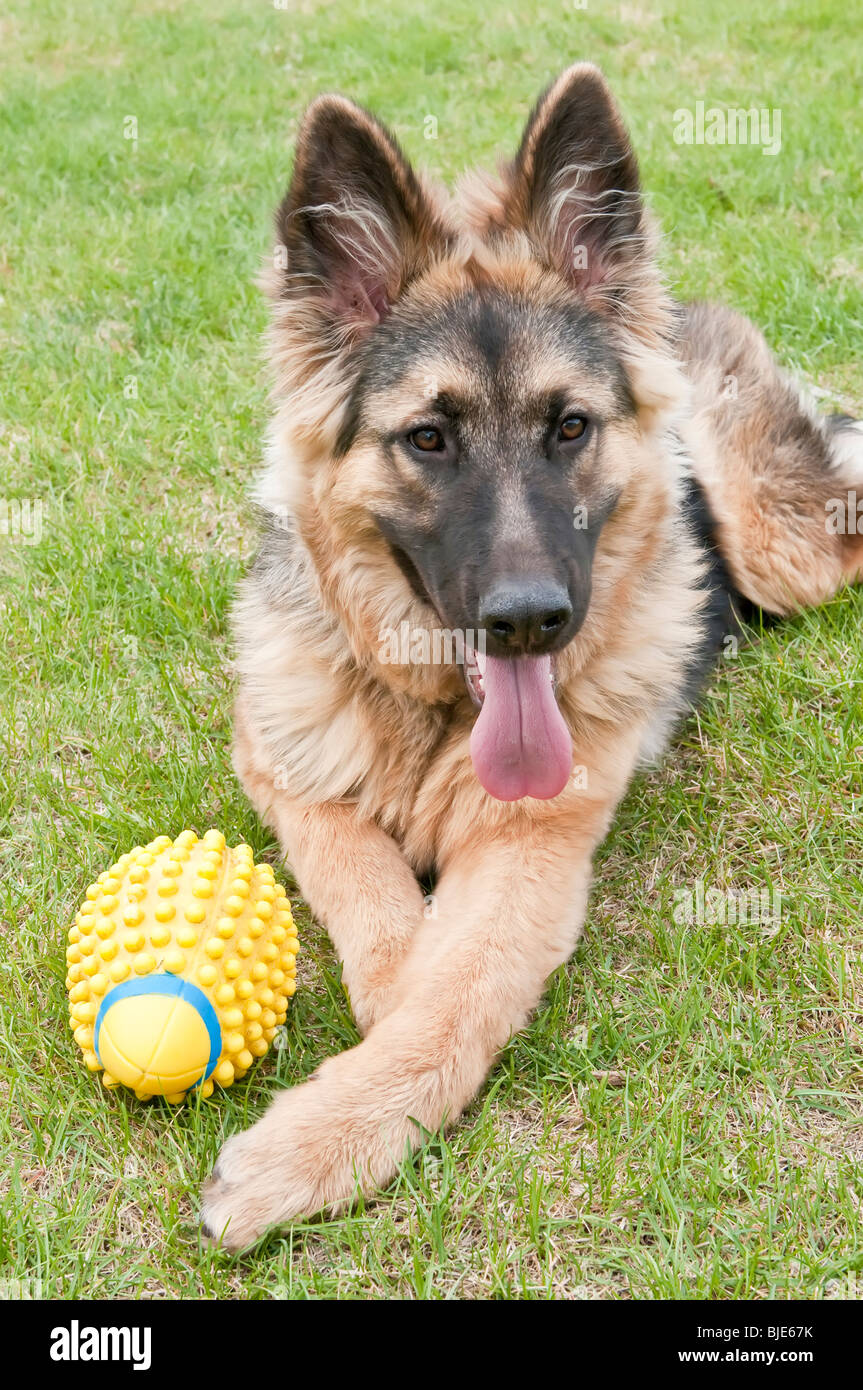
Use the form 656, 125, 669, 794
506, 64, 683, 423
506, 64, 650, 307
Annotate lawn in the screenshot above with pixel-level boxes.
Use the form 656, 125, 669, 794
0, 0, 861, 1299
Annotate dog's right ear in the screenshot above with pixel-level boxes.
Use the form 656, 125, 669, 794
275, 96, 448, 339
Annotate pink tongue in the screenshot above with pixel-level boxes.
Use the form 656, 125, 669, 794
470, 654, 573, 801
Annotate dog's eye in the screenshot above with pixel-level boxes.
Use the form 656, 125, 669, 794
558, 415, 590, 444
408, 427, 446, 453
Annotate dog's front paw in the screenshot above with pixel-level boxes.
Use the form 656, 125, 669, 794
201, 1082, 342, 1252
200, 1024, 439, 1252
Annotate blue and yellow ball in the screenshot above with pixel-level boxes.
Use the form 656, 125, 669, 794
66, 830, 298, 1102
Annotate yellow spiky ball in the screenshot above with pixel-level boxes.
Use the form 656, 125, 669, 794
66, 829, 298, 1103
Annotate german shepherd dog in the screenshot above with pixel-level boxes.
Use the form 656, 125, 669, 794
202, 64, 863, 1249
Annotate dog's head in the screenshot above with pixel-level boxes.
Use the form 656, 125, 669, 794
266, 65, 685, 801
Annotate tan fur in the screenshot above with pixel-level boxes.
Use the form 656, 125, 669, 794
679, 302, 863, 614
204, 709, 640, 1249
201, 68, 860, 1250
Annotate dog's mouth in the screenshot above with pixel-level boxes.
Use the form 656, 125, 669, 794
382, 540, 574, 801
464, 645, 572, 802
465, 645, 560, 707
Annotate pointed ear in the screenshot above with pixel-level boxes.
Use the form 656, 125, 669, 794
505, 64, 685, 426
505, 64, 651, 308
275, 95, 449, 337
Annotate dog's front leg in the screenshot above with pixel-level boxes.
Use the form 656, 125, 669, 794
201, 813, 601, 1252
263, 796, 429, 1035
234, 706, 427, 1033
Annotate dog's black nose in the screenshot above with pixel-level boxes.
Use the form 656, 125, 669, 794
478, 580, 573, 655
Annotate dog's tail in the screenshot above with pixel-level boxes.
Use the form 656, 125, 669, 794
679, 301, 863, 616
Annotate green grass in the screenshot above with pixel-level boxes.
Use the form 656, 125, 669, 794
1, 0, 861, 1299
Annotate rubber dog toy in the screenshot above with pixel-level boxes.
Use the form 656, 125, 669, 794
66, 829, 298, 1102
